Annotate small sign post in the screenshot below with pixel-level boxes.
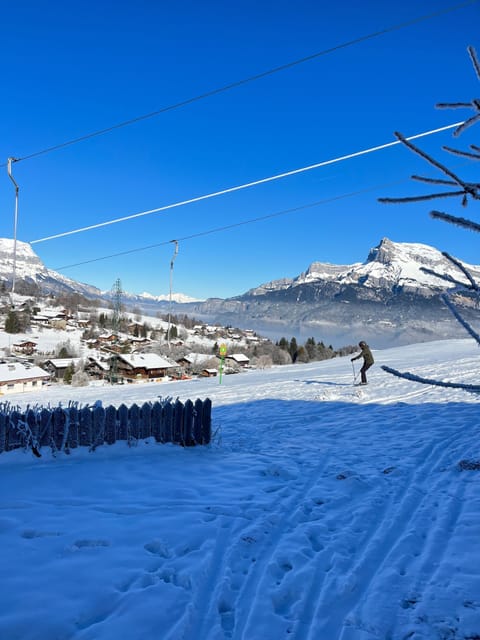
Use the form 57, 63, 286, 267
219, 343, 227, 384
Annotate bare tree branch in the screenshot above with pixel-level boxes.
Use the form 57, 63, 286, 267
442, 145, 480, 160
419, 266, 478, 291
442, 251, 479, 290
430, 210, 480, 233
379, 191, 465, 204
441, 293, 480, 345
452, 112, 480, 137
467, 44, 480, 81
411, 175, 458, 186
381, 365, 480, 392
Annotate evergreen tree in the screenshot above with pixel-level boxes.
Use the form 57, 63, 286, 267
289, 337, 298, 359
305, 337, 317, 360
5, 310, 21, 333
63, 363, 75, 385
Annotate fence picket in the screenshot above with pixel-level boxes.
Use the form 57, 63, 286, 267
118, 404, 128, 441
151, 402, 163, 442
0, 412, 5, 453
183, 399, 194, 446
163, 402, 173, 443
140, 403, 152, 439
105, 405, 117, 445
79, 407, 92, 447
173, 400, 184, 444
193, 399, 204, 444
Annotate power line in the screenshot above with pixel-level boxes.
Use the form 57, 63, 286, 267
4, 0, 477, 167
52, 150, 474, 273
31, 120, 464, 244
52, 181, 406, 271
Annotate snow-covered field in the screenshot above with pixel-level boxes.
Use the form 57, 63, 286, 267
1, 339, 479, 640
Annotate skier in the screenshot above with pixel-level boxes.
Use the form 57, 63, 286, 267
351, 341, 374, 385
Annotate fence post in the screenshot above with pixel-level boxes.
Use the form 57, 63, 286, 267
183, 399, 194, 446
0, 411, 5, 454
68, 407, 79, 449
53, 408, 65, 451
193, 399, 204, 444
79, 406, 92, 447
129, 404, 140, 442
163, 401, 173, 443
118, 404, 128, 441
105, 405, 116, 445
173, 400, 184, 444
140, 402, 152, 439
92, 405, 105, 450
151, 401, 163, 442
39, 408, 52, 448
202, 398, 212, 445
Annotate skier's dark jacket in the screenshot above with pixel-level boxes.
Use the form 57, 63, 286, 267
352, 343, 374, 366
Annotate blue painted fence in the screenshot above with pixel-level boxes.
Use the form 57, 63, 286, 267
0, 398, 212, 455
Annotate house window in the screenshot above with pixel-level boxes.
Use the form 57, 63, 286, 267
7, 383, 15, 389
32, 381, 37, 387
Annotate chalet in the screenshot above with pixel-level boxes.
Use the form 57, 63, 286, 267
116, 353, 177, 381
201, 368, 218, 378
84, 356, 110, 380
12, 341, 38, 355
97, 332, 119, 344
176, 352, 216, 373
0, 362, 50, 395
226, 353, 250, 367
42, 358, 81, 380
127, 322, 144, 336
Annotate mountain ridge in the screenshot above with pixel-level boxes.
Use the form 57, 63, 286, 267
1, 237, 478, 348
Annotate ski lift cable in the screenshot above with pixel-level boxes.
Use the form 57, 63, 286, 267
52, 150, 472, 273
30, 120, 465, 245
7, 157, 19, 301
1, 0, 475, 168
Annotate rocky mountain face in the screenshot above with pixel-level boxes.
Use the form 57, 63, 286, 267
0, 238, 102, 298
1, 237, 479, 348
183, 238, 480, 348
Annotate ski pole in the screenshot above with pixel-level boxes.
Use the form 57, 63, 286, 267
352, 361, 359, 384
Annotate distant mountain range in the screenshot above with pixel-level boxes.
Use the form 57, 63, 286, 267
1, 237, 479, 348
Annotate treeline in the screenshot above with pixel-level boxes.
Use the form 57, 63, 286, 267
276, 336, 357, 363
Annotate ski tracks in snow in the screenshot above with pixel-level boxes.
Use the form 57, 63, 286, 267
172, 424, 472, 640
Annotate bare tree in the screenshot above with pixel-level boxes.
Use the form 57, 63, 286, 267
379, 45, 480, 392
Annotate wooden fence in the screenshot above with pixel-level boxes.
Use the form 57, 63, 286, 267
0, 398, 212, 456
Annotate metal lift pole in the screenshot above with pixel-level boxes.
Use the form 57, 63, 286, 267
7, 157, 19, 302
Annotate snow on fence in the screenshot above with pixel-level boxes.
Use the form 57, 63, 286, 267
0, 398, 212, 456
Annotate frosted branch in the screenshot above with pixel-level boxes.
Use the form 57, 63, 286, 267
381, 365, 480, 393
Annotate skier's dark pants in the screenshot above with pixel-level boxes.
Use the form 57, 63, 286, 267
361, 363, 372, 384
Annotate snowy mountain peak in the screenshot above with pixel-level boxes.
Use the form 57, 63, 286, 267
138, 291, 204, 303
246, 237, 480, 298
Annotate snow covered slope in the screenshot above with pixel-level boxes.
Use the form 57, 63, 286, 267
1, 339, 479, 640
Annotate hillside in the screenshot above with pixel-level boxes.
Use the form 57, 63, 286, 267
1, 339, 479, 639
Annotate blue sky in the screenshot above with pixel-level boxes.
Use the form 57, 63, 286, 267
1, 0, 479, 299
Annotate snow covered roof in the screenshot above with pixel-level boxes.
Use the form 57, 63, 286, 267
87, 357, 110, 371
43, 358, 81, 369
179, 352, 214, 365
117, 353, 176, 370
0, 362, 50, 383
227, 353, 250, 363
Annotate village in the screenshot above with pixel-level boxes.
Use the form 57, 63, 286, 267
0, 296, 271, 396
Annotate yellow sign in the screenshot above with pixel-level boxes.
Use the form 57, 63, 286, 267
219, 343, 227, 357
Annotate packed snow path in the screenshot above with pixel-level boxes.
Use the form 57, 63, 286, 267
1, 340, 479, 639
